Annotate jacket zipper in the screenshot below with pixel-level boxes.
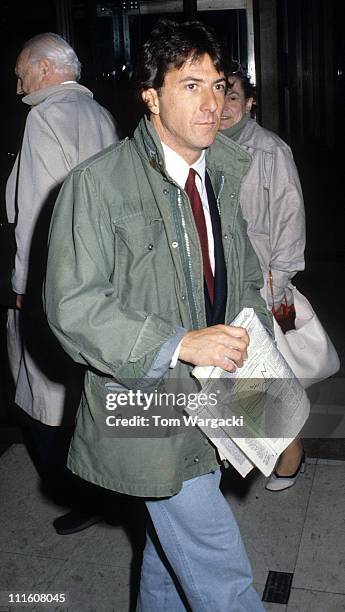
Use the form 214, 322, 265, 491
216, 174, 225, 215
176, 188, 200, 329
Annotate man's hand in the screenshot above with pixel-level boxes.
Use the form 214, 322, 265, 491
179, 324, 249, 372
15, 294, 25, 309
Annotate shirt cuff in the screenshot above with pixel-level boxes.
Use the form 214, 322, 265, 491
170, 338, 184, 368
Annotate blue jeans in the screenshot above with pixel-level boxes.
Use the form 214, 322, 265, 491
138, 469, 264, 612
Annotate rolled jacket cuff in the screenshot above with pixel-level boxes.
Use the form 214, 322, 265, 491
142, 326, 187, 381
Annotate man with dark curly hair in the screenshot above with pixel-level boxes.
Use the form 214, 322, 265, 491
46, 20, 268, 610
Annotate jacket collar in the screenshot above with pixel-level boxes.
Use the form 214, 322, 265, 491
134, 115, 252, 180
220, 113, 251, 142
133, 116, 166, 174
22, 82, 93, 107
207, 131, 251, 170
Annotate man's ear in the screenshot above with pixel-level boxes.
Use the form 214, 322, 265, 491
38, 59, 51, 80
141, 88, 160, 115
246, 96, 254, 113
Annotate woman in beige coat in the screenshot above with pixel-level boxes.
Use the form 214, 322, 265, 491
220, 68, 306, 491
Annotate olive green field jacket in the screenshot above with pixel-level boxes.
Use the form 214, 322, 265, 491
45, 117, 272, 497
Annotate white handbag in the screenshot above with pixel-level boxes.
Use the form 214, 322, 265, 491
273, 285, 340, 389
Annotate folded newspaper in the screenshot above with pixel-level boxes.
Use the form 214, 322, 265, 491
186, 308, 310, 477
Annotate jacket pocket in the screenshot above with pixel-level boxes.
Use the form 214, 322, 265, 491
114, 217, 179, 316
115, 217, 164, 248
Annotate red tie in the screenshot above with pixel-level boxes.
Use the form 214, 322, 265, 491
184, 168, 214, 303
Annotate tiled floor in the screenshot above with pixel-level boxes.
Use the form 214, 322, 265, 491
0, 444, 344, 612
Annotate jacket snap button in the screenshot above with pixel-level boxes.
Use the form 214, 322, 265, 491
230, 193, 236, 198
223, 234, 228, 239
193, 456, 199, 463
171, 241, 178, 248
163, 189, 169, 195
181, 294, 186, 301
148, 244, 153, 250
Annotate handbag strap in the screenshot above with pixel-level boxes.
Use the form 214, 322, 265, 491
268, 268, 288, 310
268, 268, 276, 311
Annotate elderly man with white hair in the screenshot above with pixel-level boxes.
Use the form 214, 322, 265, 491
6, 32, 118, 534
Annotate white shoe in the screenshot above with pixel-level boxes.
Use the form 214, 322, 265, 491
265, 452, 306, 491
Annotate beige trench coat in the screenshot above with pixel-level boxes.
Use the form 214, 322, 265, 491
7, 83, 118, 425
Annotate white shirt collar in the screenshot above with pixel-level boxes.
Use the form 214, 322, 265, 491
161, 142, 206, 192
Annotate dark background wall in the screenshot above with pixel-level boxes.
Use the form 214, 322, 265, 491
255, 0, 344, 263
